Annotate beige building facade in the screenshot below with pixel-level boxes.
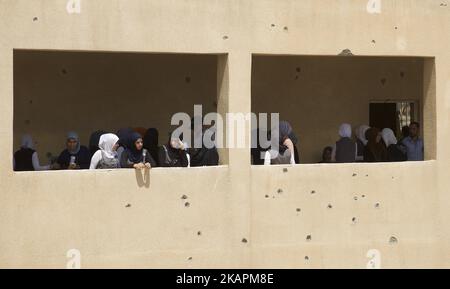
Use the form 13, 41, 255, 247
0, 0, 449, 268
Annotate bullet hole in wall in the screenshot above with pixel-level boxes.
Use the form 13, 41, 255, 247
185, 202, 190, 208
362, 194, 366, 198
395, 26, 398, 30
306, 235, 312, 242
223, 35, 229, 40
339, 49, 354, 56
242, 238, 248, 243
311, 190, 316, 194
354, 196, 358, 201
327, 204, 333, 209
283, 26, 288, 31
29, 100, 33, 105
294, 67, 301, 80
271, 24, 276, 27
197, 231, 202, 236
296, 208, 301, 212
283, 168, 288, 173
277, 189, 283, 194
381, 78, 387, 86
62, 69, 68, 75
400, 71, 405, 78
265, 194, 269, 199
389, 236, 398, 244
352, 217, 357, 223
352, 173, 357, 177
125, 204, 131, 208
371, 40, 376, 44
440, 3, 448, 6
181, 195, 188, 200
375, 203, 380, 208
187, 257, 193, 261
185, 76, 191, 83
305, 256, 309, 261
33, 17, 38, 22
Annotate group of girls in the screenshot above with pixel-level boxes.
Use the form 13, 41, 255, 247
14, 127, 218, 171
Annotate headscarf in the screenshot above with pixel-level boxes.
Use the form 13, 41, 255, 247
125, 132, 144, 163
116, 128, 134, 148
98, 133, 119, 160
339, 123, 352, 139
381, 128, 397, 147
66, 131, 81, 154
133, 127, 147, 137
279, 121, 293, 144
277, 121, 294, 155
357, 125, 370, 146
21, 134, 34, 150
288, 131, 299, 146
365, 128, 387, 161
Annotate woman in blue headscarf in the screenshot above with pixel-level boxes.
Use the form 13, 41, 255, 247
120, 132, 156, 169
57, 131, 91, 170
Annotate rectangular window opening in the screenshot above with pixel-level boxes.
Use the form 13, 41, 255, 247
13, 49, 229, 171
251, 55, 436, 165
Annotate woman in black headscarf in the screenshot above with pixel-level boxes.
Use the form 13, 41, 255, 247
158, 135, 189, 167
143, 128, 159, 165
120, 132, 156, 169
364, 128, 388, 162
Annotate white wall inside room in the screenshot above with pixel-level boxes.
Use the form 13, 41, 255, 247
13, 50, 219, 160
251, 55, 426, 164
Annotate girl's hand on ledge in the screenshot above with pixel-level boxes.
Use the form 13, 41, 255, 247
133, 163, 146, 170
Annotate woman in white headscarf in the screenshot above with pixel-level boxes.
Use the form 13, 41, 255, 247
331, 123, 356, 163
89, 133, 120, 169
355, 125, 370, 161
13, 134, 51, 171
381, 128, 406, 162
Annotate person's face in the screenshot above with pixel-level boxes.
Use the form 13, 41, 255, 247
409, 124, 419, 138
135, 138, 143, 150
67, 139, 78, 151
170, 139, 180, 149
112, 142, 119, 152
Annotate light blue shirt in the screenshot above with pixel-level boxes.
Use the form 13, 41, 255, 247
402, 136, 424, 161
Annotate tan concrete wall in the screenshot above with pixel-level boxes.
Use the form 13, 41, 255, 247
0, 0, 450, 268
252, 55, 424, 163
